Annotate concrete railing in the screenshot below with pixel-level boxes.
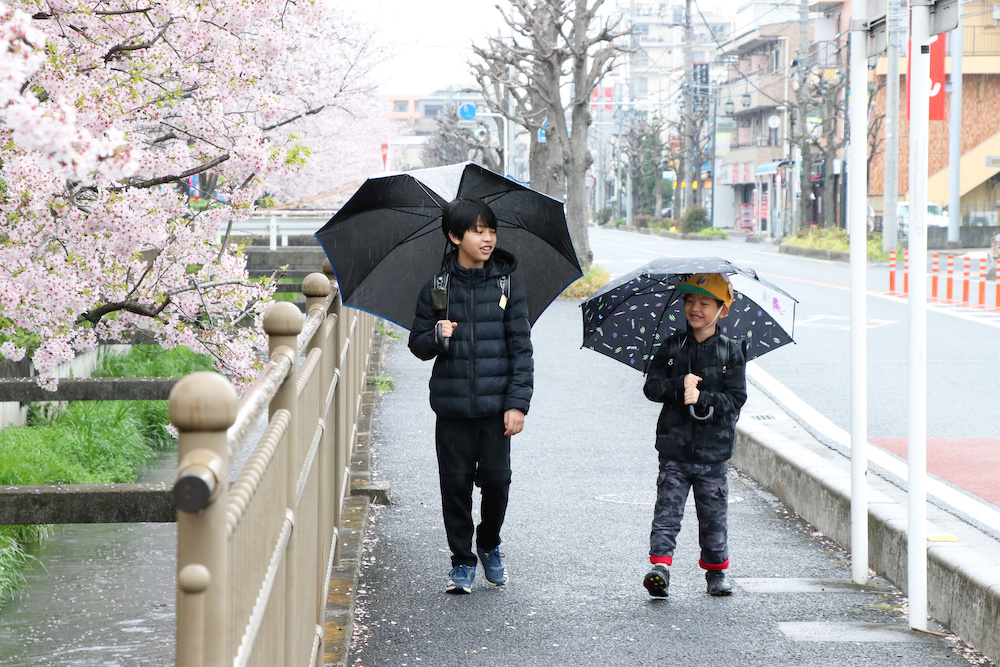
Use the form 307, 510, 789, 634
172, 265, 375, 667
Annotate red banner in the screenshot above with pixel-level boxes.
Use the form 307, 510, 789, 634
929, 33, 946, 121
907, 33, 947, 121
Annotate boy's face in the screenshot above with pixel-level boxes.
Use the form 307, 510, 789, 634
684, 293, 728, 330
448, 217, 496, 269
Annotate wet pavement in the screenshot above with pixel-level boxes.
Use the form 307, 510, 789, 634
344, 298, 978, 667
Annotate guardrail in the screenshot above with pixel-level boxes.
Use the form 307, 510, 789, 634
221, 210, 335, 250
172, 265, 375, 667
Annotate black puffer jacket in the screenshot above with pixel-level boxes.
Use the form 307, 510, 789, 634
408, 248, 533, 420
643, 328, 747, 463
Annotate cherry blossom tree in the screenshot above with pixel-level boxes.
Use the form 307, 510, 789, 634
0, 0, 380, 387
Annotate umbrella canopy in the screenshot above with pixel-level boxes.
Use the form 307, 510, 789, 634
581, 257, 797, 372
314, 162, 583, 328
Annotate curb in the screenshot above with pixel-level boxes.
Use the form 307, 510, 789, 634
733, 405, 1000, 662
323, 332, 392, 667
777, 243, 851, 262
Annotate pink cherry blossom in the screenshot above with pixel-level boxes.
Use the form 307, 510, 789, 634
1, 0, 385, 389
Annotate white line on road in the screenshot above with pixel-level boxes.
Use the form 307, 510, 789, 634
746, 362, 1000, 535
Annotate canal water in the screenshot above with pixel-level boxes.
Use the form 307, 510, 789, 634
0, 451, 178, 666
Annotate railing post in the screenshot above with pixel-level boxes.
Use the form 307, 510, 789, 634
324, 261, 349, 564
302, 272, 335, 637
172, 372, 238, 667
263, 302, 303, 667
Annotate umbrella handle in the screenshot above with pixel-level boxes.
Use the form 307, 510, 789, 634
436, 322, 450, 354
689, 405, 714, 421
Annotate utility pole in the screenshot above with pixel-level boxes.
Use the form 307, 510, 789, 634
682, 0, 695, 213
907, 0, 932, 634
883, 0, 905, 253
947, 9, 963, 244
847, 0, 869, 586
795, 0, 812, 234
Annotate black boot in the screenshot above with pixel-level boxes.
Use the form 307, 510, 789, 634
706, 571, 733, 596
643, 565, 669, 598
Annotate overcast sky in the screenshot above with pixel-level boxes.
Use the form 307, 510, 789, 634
350, 0, 728, 97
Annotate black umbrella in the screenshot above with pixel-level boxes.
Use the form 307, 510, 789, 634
581, 256, 797, 373
314, 162, 583, 329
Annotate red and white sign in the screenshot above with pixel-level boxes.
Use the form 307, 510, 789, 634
906, 33, 946, 121
739, 203, 755, 230
759, 189, 769, 221
604, 86, 613, 110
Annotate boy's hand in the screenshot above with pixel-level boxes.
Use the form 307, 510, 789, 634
434, 320, 457, 342
503, 409, 525, 436
684, 373, 702, 405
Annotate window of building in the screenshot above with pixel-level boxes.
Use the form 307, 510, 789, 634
393, 100, 409, 113
633, 50, 650, 68
424, 104, 443, 117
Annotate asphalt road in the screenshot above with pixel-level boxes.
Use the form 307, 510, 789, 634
350, 287, 970, 666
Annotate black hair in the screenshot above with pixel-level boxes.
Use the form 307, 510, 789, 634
442, 198, 497, 244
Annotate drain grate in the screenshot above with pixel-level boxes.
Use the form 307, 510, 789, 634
751, 414, 776, 421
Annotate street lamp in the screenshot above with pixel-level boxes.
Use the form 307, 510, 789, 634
724, 98, 735, 115
741, 91, 752, 108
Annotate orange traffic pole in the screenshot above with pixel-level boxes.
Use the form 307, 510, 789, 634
977, 258, 987, 309
930, 253, 939, 302
903, 251, 909, 297
962, 256, 971, 306
945, 254, 955, 303
889, 249, 897, 295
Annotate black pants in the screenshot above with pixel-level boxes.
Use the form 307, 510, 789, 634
436, 415, 512, 567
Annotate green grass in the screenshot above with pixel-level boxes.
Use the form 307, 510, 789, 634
561, 265, 611, 299
0, 345, 213, 603
376, 321, 401, 339
781, 226, 891, 261
699, 227, 729, 239
367, 372, 394, 391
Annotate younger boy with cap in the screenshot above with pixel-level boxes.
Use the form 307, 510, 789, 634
641, 273, 748, 597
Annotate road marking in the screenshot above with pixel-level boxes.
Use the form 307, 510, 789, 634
746, 363, 1000, 535
796, 315, 895, 330
777, 622, 937, 643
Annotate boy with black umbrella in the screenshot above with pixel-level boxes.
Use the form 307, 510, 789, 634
408, 198, 533, 594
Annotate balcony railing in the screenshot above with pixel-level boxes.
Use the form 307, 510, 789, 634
962, 26, 1000, 56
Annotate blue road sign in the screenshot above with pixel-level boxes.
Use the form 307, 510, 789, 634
459, 104, 477, 120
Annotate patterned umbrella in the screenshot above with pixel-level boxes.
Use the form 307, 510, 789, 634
581, 257, 797, 372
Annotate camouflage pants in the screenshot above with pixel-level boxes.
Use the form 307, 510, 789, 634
649, 459, 729, 569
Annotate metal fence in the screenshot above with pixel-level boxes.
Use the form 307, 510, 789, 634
172, 266, 374, 667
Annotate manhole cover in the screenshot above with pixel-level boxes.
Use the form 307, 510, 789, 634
596, 492, 743, 505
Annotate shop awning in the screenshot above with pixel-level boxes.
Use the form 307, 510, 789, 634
755, 160, 792, 176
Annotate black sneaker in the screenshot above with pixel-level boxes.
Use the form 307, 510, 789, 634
643, 565, 669, 598
706, 571, 733, 596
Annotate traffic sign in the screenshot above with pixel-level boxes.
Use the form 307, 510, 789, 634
459, 104, 477, 120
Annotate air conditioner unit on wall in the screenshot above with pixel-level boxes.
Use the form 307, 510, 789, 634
993, 3, 1000, 21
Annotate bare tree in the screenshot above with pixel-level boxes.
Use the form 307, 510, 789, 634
867, 77, 887, 186
470, 0, 631, 268
421, 103, 502, 171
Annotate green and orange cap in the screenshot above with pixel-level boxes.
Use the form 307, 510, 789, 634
674, 273, 734, 308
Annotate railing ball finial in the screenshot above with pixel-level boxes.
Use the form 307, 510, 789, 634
302, 272, 331, 297
169, 372, 238, 432
263, 301, 304, 337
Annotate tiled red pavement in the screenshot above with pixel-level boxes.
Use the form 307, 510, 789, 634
871, 438, 1000, 507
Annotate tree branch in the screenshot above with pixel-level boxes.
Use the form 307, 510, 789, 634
110, 153, 230, 191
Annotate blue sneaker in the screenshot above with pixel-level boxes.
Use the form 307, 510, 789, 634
476, 546, 509, 586
446, 564, 475, 594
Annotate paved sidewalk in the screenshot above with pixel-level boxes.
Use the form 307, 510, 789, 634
326, 298, 995, 667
